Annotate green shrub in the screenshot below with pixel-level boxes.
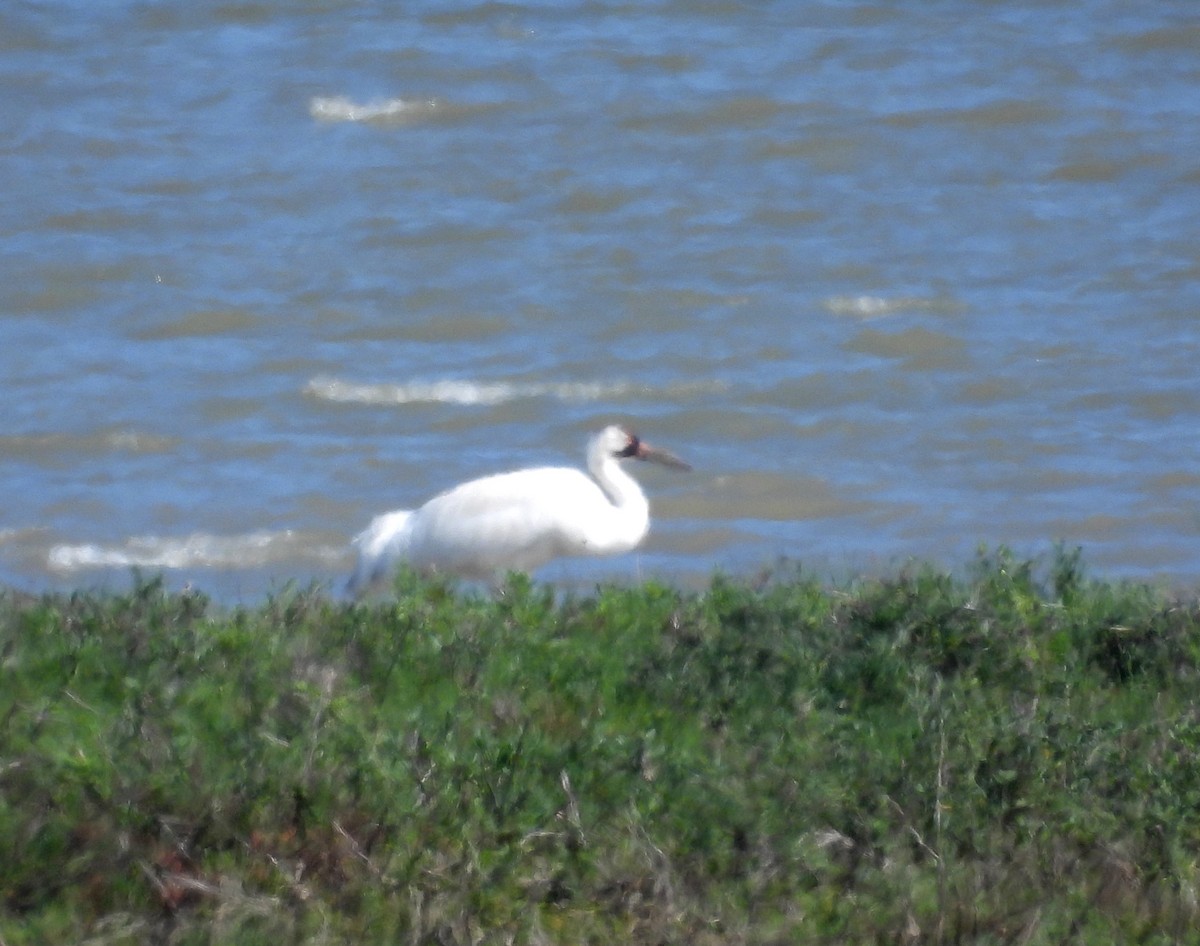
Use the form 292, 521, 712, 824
2, 550, 1198, 944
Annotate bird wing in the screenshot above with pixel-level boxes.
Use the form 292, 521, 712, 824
407, 467, 609, 575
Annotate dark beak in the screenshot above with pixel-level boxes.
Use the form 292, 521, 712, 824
636, 440, 692, 471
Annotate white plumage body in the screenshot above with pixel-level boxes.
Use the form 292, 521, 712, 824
347, 426, 688, 592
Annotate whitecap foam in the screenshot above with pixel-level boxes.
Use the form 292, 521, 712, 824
305, 376, 629, 406
304, 375, 724, 407
309, 95, 436, 123
823, 295, 954, 318
47, 531, 345, 572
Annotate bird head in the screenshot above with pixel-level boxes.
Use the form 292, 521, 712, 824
605, 426, 691, 471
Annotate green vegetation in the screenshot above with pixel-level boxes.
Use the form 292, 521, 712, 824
3, 548, 1200, 944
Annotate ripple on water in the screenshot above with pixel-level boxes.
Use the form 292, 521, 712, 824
0, 429, 181, 466
843, 326, 971, 371
133, 308, 260, 340
669, 471, 880, 523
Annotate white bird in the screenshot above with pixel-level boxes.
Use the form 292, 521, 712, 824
347, 425, 690, 593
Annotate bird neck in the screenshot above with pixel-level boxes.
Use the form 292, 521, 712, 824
592, 455, 649, 516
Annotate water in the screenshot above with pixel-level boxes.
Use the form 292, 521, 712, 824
3, 0, 1199, 600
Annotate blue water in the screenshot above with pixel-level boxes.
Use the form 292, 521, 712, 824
3, 0, 1199, 599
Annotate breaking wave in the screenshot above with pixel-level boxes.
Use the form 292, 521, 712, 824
47, 531, 345, 572
304, 375, 725, 407
309, 95, 438, 123
822, 295, 958, 318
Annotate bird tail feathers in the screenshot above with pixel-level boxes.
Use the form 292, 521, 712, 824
346, 510, 414, 596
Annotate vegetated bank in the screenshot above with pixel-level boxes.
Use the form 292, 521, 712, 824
2, 548, 1199, 945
